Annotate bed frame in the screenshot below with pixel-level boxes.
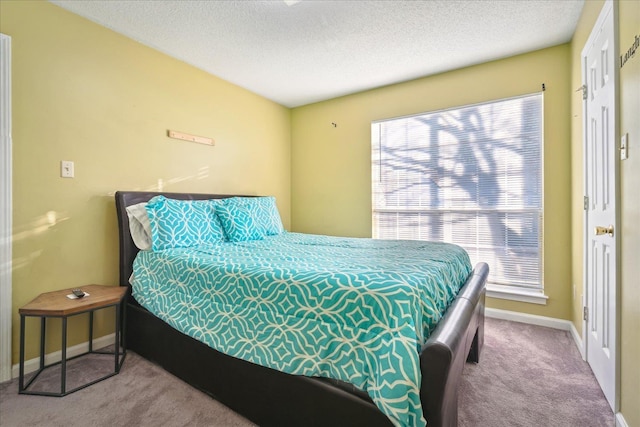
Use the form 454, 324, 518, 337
115, 191, 488, 427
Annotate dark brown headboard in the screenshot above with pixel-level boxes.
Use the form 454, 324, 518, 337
115, 191, 240, 292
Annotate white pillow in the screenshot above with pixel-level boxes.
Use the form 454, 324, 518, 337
126, 202, 152, 251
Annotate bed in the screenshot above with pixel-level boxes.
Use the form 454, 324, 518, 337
115, 190, 488, 427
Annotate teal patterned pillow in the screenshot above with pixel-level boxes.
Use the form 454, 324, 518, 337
216, 196, 284, 242
145, 196, 225, 251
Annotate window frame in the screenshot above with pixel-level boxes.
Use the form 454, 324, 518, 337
371, 93, 547, 304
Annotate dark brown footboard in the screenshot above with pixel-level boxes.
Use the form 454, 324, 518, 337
421, 262, 487, 426
115, 191, 488, 427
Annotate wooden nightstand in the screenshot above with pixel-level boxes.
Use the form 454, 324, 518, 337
18, 285, 127, 396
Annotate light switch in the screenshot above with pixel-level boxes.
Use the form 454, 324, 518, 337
620, 133, 629, 160
61, 160, 74, 178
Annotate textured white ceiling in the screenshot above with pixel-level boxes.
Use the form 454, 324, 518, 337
50, 0, 584, 108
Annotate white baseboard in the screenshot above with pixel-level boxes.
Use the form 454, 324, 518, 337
569, 321, 585, 360
11, 333, 115, 379
485, 308, 584, 357
486, 307, 573, 329
615, 412, 629, 427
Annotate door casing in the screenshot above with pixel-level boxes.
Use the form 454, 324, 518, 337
0, 33, 12, 382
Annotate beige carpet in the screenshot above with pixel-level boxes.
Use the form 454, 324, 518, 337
0, 318, 613, 426
458, 318, 613, 426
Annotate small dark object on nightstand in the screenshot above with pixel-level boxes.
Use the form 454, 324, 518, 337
72, 288, 85, 298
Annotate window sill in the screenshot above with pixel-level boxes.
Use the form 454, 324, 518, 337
486, 284, 548, 305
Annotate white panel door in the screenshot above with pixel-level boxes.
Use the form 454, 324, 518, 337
583, 0, 617, 411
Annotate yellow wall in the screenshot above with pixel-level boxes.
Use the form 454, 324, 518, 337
618, 1, 640, 423
291, 45, 573, 320
571, 1, 640, 425
1, 1, 291, 362
3, 1, 637, 423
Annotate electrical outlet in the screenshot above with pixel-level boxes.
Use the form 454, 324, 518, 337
61, 160, 74, 178
620, 133, 629, 160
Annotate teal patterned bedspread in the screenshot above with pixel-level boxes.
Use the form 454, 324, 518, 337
132, 232, 471, 427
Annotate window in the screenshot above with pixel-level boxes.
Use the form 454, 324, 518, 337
372, 93, 543, 295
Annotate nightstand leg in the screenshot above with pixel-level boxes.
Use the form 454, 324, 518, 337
61, 317, 67, 395
122, 300, 127, 354
115, 303, 120, 372
19, 315, 25, 392
88, 311, 94, 352
39, 317, 46, 370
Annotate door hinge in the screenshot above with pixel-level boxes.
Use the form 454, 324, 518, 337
580, 84, 588, 100
584, 196, 589, 211
583, 306, 589, 322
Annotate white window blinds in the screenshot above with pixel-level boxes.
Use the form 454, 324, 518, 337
372, 93, 543, 290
